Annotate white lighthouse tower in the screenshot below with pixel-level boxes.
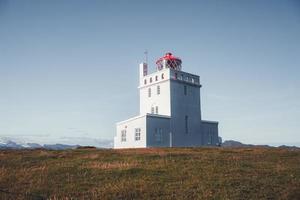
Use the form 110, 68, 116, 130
114, 52, 219, 148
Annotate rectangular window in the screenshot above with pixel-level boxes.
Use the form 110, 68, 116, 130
154, 128, 163, 142
175, 73, 178, 79
151, 107, 154, 114
208, 132, 212, 145
135, 128, 141, 141
159, 128, 163, 139
155, 106, 158, 114
185, 116, 188, 134
184, 85, 187, 95
208, 128, 213, 144
157, 85, 160, 95
148, 88, 151, 97
121, 130, 126, 142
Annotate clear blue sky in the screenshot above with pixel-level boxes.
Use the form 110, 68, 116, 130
1, 0, 299, 145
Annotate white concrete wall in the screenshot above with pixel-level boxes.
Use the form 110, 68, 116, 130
201, 121, 219, 146
114, 62, 219, 148
139, 68, 171, 116
169, 69, 203, 146
114, 115, 147, 149
146, 115, 171, 147
114, 114, 171, 148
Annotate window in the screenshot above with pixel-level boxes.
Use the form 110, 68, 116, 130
208, 128, 214, 144
155, 106, 158, 114
207, 129, 212, 145
191, 77, 194, 83
178, 74, 182, 80
175, 73, 178, 79
180, 74, 184, 80
155, 75, 158, 81
148, 88, 151, 97
154, 128, 163, 142
184, 85, 187, 95
121, 130, 126, 142
151, 107, 154, 114
157, 85, 160, 95
185, 115, 188, 134
161, 73, 164, 79
144, 79, 147, 85
150, 77, 152, 83
135, 128, 141, 141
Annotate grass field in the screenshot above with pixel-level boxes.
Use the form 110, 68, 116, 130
0, 147, 299, 200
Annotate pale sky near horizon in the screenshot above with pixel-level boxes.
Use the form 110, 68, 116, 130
0, 0, 300, 145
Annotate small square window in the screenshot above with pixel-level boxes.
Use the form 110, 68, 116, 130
135, 128, 141, 141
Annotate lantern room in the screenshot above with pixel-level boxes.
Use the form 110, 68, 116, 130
156, 52, 182, 71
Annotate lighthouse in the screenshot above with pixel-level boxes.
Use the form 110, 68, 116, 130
114, 52, 219, 148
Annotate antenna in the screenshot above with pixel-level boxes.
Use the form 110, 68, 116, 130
144, 50, 148, 65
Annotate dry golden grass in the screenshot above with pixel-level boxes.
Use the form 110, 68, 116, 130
82, 161, 140, 170
0, 147, 299, 200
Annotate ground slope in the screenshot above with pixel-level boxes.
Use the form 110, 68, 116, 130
0, 147, 299, 199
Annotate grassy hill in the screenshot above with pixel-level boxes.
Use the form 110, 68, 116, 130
0, 147, 299, 199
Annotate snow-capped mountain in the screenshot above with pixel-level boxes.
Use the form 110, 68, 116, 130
0, 136, 113, 149
0, 140, 23, 149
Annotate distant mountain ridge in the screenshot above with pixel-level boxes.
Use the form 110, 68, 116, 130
0, 137, 298, 150
222, 140, 300, 149
221, 140, 269, 147
0, 140, 79, 150
0, 137, 113, 150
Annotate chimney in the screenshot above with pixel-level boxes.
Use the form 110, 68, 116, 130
139, 62, 147, 85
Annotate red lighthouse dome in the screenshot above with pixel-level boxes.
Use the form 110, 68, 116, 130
156, 52, 182, 71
